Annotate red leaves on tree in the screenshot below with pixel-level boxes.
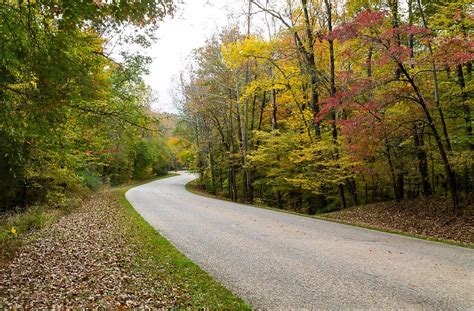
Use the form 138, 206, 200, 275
436, 37, 474, 66
330, 10, 386, 42
353, 10, 387, 28
386, 45, 412, 63
328, 23, 358, 42
318, 78, 377, 123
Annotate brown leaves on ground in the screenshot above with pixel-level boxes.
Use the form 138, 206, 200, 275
0, 193, 181, 309
325, 196, 474, 244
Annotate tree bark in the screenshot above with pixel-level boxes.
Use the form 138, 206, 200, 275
456, 64, 472, 149
302, 0, 321, 138
416, 0, 452, 151
324, 0, 347, 209
413, 123, 432, 196
397, 63, 459, 214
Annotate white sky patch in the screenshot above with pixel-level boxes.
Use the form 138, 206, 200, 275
144, 0, 247, 113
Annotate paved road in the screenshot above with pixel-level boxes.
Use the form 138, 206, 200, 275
126, 172, 473, 310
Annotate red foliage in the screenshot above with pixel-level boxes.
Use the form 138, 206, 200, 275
436, 37, 474, 66
381, 25, 430, 40
354, 10, 386, 27
329, 23, 359, 42
386, 45, 412, 62
331, 10, 387, 42
398, 24, 430, 36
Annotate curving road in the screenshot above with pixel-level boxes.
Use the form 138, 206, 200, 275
126, 172, 473, 310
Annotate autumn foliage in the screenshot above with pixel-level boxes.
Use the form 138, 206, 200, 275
179, 0, 472, 215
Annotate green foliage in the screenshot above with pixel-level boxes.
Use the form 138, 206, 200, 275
0, 1, 176, 212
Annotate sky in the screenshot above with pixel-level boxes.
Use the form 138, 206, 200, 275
143, 0, 247, 113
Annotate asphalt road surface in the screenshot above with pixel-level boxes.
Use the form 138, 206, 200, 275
126, 172, 473, 310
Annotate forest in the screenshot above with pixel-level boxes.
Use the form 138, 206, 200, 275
0, 0, 177, 213
179, 0, 473, 216
0, 0, 472, 224
0, 0, 473, 308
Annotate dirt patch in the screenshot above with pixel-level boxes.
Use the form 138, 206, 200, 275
0, 193, 182, 308
324, 196, 474, 244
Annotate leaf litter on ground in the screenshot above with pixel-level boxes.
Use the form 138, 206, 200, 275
0, 193, 183, 309
325, 196, 473, 244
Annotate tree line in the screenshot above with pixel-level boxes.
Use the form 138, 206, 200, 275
179, 0, 472, 215
0, 0, 176, 213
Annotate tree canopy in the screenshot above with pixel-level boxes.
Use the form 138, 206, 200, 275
178, 0, 472, 215
0, 0, 176, 211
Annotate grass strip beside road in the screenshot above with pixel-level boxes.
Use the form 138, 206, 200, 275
115, 174, 250, 309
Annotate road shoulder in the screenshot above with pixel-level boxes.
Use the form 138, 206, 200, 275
0, 175, 248, 309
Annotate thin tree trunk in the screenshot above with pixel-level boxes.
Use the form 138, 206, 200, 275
397, 63, 459, 214
301, 0, 321, 138
416, 0, 452, 151
390, 0, 401, 79
239, 0, 253, 203
208, 140, 216, 195
228, 92, 237, 201
408, 0, 414, 61
385, 140, 399, 201
324, 0, 347, 209
413, 123, 432, 196
456, 64, 472, 149
271, 66, 278, 131
235, 99, 247, 202
257, 91, 266, 131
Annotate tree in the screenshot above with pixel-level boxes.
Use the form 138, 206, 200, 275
0, 0, 175, 211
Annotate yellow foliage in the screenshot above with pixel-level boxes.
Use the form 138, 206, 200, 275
222, 36, 273, 69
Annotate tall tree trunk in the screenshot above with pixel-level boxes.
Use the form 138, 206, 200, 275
219, 165, 223, 193
235, 99, 247, 202
416, 0, 452, 151
257, 91, 266, 131
385, 140, 400, 201
228, 92, 237, 201
271, 66, 278, 131
456, 64, 473, 193
389, 0, 401, 79
408, 0, 414, 61
456, 64, 472, 149
208, 140, 216, 195
324, 0, 347, 209
413, 123, 432, 196
397, 63, 459, 214
301, 0, 321, 138
239, 0, 253, 203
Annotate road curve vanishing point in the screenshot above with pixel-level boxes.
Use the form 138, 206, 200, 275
126, 172, 473, 310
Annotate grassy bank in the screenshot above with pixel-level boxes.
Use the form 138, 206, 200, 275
1, 173, 248, 308
186, 180, 473, 249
